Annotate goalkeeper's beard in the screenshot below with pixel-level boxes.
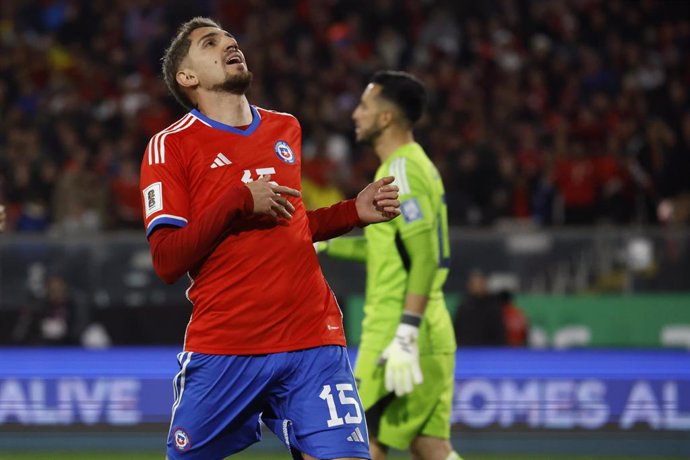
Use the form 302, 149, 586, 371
357, 121, 386, 145
211, 70, 253, 95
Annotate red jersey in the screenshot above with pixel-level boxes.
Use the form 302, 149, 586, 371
140, 106, 358, 354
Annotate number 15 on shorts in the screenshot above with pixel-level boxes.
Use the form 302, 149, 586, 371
319, 384, 362, 427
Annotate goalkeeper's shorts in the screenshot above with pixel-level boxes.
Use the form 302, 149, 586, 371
354, 349, 455, 450
166, 345, 370, 460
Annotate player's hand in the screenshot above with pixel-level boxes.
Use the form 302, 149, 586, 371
378, 321, 423, 396
355, 176, 400, 224
245, 176, 300, 220
0, 204, 6, 232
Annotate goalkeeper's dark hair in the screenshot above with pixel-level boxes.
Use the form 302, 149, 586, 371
162, 17, 221, 110
370, 70, 427, 126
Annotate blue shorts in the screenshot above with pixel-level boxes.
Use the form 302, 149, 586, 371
166, 345, 370, 459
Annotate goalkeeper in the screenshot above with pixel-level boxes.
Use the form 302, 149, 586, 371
318, 71, 460, 460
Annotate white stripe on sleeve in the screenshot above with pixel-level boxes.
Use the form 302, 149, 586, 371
390, 157, 410, 195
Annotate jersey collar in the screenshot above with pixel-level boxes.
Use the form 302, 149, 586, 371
190, 105, 261, 136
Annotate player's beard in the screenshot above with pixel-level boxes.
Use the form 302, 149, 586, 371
356, 121, 386, 145
211, 70, 253, 95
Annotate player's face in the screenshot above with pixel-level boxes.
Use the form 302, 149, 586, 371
183, 26, 252, 94
352, 83, 388, 143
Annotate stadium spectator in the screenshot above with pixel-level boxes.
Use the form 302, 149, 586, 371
553, 137, 599, 225
0, 0, 688, 230
51, 146, 110, 234
11, 273, 77, 346
659, 112, 690, 224
110, 158, 143, 229
454, 270, 507, 346
499, 290, 529, 347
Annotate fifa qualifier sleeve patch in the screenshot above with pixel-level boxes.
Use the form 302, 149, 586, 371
401, 198, 423, 223
143, 182, 163, 218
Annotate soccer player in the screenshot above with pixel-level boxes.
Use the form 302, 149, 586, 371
317, 72, 461, 460
140, 18, 401, 460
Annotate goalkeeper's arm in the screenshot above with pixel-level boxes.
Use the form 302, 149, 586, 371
315, 236, 367, 263
381, 229, 437, 396
401, 228, 437, 313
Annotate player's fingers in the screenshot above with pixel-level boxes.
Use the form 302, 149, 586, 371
382, 207, 401, 215
272, 184, 301, 197
401, 368, 413, 395
258, 174, 272, 182
391, 368, 401, 396
270, 199, 292, 219
413, 364, 424, 385
395, 370, 405, 396
396, 368, 408, 396
385, 367, 395, 392
265, 208, 278, 220
378, 184, 399, 194
374, 192, 399, 202
376, 176, 395, 187
376, 187, 399, 195
375, 199, 399, 209
275, 196, 295, 213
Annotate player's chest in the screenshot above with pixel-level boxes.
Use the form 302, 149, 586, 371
188, 135, 301, 191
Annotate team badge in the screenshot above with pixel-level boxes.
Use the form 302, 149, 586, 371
173, 427, 191, 451
274, 140, 296, 164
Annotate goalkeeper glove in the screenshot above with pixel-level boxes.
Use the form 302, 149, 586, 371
379, 313, 423, 396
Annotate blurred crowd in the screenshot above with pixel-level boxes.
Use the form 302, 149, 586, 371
0, 0, 689, 234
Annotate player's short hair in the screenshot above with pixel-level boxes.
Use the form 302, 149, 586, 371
162, 17, 221, 110
370, 70, 426, 126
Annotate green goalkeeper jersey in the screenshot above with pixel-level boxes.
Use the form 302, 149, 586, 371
361, 142, 455, 355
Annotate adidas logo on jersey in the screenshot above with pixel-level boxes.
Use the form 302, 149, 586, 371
347, 427, 365, 443
210, 153, 232, 169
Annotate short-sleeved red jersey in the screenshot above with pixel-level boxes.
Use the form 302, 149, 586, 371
140, 106, 348, 354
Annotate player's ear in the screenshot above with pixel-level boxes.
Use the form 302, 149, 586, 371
378, 109, 394, 129
176, 68, 198, 89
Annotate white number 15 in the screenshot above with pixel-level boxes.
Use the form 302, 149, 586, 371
319, 384, 363, 427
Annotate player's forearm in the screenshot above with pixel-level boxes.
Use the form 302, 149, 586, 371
148, 186, 253, 284
318, 236, 367, 263
402, 292, 429, 317
307, 199, 361, 242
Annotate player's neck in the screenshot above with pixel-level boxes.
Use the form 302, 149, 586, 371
375, 129, 414, 162
196, 92, 252, 127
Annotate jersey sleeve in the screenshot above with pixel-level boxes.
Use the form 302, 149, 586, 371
140, 136, 189, 238
389, 156, 434, 239
389, 156, 439, 297
307, 199, 361, 241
